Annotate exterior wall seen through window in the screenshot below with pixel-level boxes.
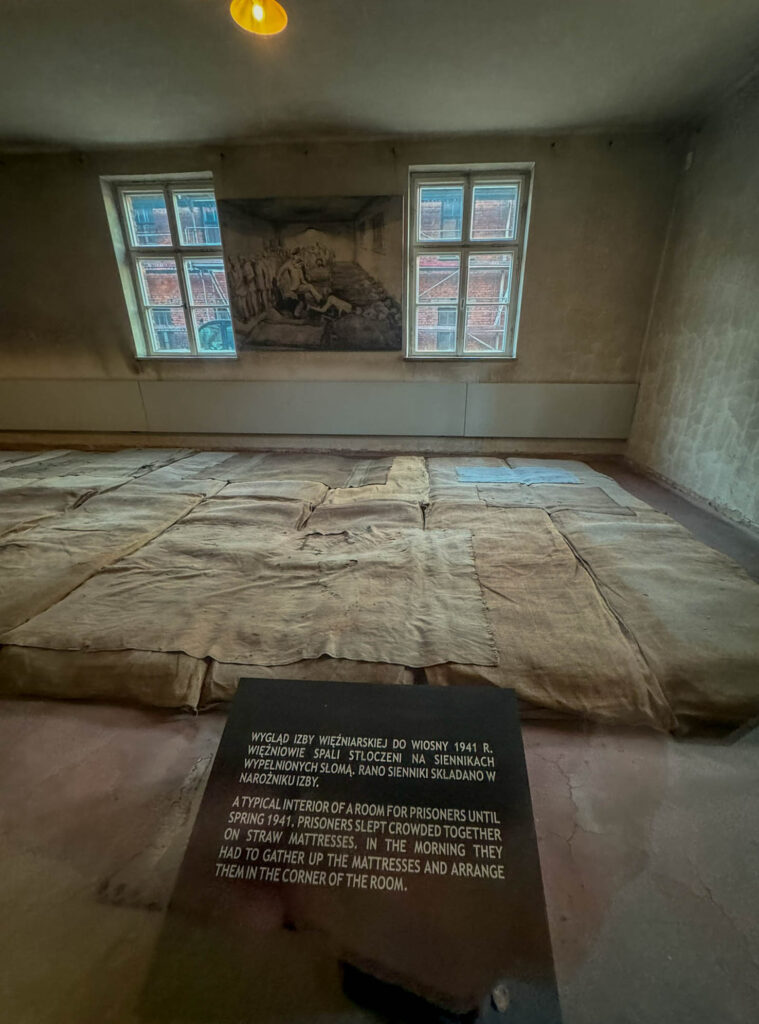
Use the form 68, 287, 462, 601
110, 180, 235, 358
408, 169, 531, 358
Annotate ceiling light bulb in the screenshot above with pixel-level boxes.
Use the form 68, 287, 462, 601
230, 0, 288, 36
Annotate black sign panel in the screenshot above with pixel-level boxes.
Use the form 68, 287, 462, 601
141, 679, 562, 1023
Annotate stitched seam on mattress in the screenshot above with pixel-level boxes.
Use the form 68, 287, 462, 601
345, 457, 393, 489
462, 530, 500, 667
294, 501, 314, 531
182, 656, 207, 713
0, 502, 90, 543
0, 450, 71, 474
548, 513, 676, 727
6, 528, 499, 668
0, 487, 223, 636
298, 485, 330, 530
0, 457, 197, 539
3, 451, 205, 512
92, 449, 199, 495
85, 450, 207, 497
197, 657, 218, 709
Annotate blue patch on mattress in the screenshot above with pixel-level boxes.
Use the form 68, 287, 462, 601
455, 466, 580, 484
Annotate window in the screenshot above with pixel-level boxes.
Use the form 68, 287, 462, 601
407, 168, 531, 358
106, 178, 235, 358
371, 213, 385, 253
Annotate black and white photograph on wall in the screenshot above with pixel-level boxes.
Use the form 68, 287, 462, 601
219, 195, 403, 351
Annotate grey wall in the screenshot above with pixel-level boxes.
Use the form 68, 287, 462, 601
0, 378, 637, 439
628, 77, 759, 527
0, 132, 681, 439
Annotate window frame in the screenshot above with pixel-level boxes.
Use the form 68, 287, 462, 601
406, 167, 532, 360
108, 177, 236, 359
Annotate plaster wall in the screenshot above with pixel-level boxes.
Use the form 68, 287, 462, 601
628, 77, 759, 527
0, 132, 680, 439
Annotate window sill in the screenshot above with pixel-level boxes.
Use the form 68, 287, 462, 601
404, 354, 517, 362
136, 353, 239, 360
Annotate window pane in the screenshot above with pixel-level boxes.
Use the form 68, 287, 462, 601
147, 308, 190, 353
123, 192, 171, 247
416, 253, 460, 304
184, 258, 229, 306
137, 258, 182, 305
193, 307, 235, 353
174, 190, 222, 246
470, 184, 520, 241
418, 185, 464, 242
415, 306, 457, 353
467, 252, 513, 304
464, 305, 509, 353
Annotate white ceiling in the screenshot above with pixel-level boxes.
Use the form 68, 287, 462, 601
2, 0, 759, 148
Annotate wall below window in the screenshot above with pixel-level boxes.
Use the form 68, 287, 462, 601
0, 131, 680, 441
0, 379, 637, 439
628, 76, 759, 528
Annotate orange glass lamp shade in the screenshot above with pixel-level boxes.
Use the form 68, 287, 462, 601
230, 0, 288, 35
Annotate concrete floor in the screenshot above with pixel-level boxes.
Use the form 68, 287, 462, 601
1, 699, 757, 1024
1, 469, 758, 1024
